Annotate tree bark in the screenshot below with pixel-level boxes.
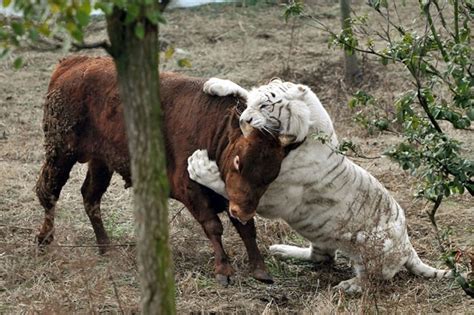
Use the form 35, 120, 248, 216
106, 6, 175, 315
340, 0, 362, 82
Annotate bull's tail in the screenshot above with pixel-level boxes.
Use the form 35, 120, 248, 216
405, 247, 452, 279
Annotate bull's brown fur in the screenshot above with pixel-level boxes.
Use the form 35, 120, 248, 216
35, 56, 291, 283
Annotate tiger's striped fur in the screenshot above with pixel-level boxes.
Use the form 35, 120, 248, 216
188, 78, 452, 293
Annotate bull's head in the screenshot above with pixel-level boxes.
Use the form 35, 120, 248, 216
222, 127, 296, 224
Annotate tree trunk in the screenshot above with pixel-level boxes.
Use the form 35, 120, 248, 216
106, 7, 175, 315
340, 0, 362, 82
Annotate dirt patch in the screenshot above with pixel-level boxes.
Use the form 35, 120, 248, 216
1, 1, 472, 313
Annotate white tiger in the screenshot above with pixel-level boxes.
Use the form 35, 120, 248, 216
188, 78, 452, 293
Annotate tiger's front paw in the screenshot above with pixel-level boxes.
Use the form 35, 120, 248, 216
187, 149, 227, 197
203, 78, 248, 99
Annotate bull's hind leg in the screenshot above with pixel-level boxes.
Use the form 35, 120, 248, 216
200, 216, 235, 286
228, 216, 273, 284
35, 154, 76, 247
81, 159, 113, 254
185, 201, 234, 285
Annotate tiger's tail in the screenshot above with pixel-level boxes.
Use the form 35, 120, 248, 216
405, 247, 453, 279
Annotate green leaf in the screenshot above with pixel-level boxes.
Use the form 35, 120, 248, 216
134, 22, 145, 40
11, 22, 25, 36
453, 117, 471, 129
348, 98, 357, 109
375, 118, 389, 131
94, 2, 113, 15
71, 29, 84, 42
76, 10, 90, 27
0, 47, 10, 59
38, 23, 51, 36
2, 0, 11, 7
125, 4, 140, 24
146, 10, 166, 25
283, 0, 304, 23
177, 58, 192, 68
164, 46, 175, 60
28, 28, 39, 41
112, 0, 127, 8
81, 0, 92, 14
467, 108, 474, 121
13, 57, 23, 69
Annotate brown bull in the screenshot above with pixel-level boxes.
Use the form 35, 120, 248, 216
35, 56, 296, 284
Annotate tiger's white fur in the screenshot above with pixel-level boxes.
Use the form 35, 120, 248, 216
188, 78, 452, 293
204, 78, 337, 144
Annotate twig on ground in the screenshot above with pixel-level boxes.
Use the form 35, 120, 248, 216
169, 206, 186, 224
108, 271, 125, 315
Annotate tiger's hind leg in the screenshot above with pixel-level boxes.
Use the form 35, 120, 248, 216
334, 276, 363, 294
80, 159, 113, 254
36, 153, 77, 247
334, 263, 365, 294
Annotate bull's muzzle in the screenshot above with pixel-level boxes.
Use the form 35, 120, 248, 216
229, 202, 256, 225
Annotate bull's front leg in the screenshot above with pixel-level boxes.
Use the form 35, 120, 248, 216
228, 215, 273, 284
188, 149, 274, 284
203, 78, 249, 99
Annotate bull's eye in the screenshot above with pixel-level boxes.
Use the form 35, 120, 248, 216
233, 155, 240, 171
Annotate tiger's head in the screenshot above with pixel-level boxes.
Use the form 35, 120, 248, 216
239, 78, 324, 144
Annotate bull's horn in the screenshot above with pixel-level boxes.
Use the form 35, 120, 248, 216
240, 120, 255, 137
279, 134, 297, 146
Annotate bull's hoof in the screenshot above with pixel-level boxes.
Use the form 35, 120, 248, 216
252, 269, 274, 284
215, 274, 232, 286
97, 244, 110, 255
97, 238, 111, 255
36, 233, 54, 247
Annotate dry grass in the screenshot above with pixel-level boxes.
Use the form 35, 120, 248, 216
1, 0, 473, 313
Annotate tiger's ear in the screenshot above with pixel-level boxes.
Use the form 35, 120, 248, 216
269, 77, 283, 84
296, 85, 308, 97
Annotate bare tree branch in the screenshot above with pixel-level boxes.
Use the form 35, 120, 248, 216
72, 40, 111, 52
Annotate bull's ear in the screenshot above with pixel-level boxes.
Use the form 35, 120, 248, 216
233, 155, 240, 171
278, 134, 297, 147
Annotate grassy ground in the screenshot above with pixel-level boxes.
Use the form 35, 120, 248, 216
1, 0, 472, 313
